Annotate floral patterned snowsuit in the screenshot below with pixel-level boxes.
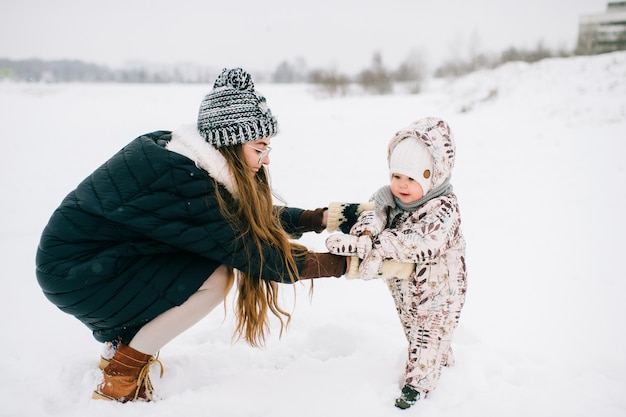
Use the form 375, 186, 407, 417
378, 193, 466, 395
328, 117, 467, 396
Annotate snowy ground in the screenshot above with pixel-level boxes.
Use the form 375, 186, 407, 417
1, 51, 625, 417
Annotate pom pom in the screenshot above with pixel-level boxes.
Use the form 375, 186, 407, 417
213, 68, 253, 91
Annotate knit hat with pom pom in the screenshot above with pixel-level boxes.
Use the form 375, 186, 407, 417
197, 68, 278, 147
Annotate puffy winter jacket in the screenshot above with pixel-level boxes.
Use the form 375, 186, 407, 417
36, 128, 325, 342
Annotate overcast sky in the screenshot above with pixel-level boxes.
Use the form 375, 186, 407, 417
1, 0, 610, 74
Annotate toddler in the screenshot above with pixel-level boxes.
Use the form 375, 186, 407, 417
326, 117, 467, 409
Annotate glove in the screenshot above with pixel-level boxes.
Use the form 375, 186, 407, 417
345, 255, 361, 279
299, 252, 348, 279
326, 202, 376, 233
355, 234, 372, 259
326, 234, 373, 259
350, 210, 385, 237
296, 207, 327, 233
325, 234, 358, 256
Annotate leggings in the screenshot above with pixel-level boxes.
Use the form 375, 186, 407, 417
128, 265, 230, 355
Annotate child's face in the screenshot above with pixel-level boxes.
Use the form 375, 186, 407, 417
390, 173, 424, 204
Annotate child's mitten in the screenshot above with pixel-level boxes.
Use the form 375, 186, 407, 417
350, 210, 385, 237
325, 234, 358, 255
326, 234, 373, 259
355, 234, 372, 259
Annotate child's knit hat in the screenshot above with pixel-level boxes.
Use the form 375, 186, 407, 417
197, 68, 278, 147
388, 137, 434, 194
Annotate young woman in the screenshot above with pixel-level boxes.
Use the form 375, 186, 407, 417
35, 68, 348, 402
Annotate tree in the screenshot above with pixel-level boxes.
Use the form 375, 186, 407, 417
615, 28, 626, 52
272, 61, 296, 83
357, 52, 392, 95
309, 68, 350, 96
394, 49, 425, 94
271, 58, 308, 83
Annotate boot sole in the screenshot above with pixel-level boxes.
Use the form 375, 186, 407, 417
99, 357, 110, 370
92, 391, 115, 401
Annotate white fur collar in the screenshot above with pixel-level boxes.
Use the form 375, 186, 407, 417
167, 125, 238, 199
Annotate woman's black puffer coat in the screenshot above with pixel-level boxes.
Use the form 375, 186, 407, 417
36, 129, 310, 343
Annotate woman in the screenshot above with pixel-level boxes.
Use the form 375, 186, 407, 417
35, 68, 348, 403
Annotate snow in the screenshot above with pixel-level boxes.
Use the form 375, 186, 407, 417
1, 51, 626, 416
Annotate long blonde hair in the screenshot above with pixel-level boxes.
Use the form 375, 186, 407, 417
214, 144, 306, 347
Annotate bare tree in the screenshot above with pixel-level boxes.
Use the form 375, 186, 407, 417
309, 68, 350, 96
358, 52, 392, 95
394, 49, 426, 93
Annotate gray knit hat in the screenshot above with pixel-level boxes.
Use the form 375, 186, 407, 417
197, 68, 278, 147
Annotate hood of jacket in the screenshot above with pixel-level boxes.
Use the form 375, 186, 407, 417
387, 117, 456, 190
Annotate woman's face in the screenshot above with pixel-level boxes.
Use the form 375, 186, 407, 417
242, 138, 272, 176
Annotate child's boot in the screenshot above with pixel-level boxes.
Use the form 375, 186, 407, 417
395, 384, 420, 409
92, 343, 163, 402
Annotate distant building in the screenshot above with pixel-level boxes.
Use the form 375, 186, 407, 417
577, 2, 626, 54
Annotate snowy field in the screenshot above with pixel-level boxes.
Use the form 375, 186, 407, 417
1, 51, 625, 417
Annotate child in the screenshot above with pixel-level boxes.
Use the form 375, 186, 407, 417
325, 117, 467, 409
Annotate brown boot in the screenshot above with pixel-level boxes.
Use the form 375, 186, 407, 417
93, 343, 163, 402
98, 356, 110, 370
97, 340, 118, 370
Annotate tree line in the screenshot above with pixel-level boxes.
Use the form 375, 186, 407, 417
0, 58, 220, 84
1, 37, 624, 96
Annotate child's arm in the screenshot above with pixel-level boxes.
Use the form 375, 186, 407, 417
370, 196, 462, 263
357, 196, 462, 279
343, 257, 415, 280
327, 207, 412, 279
326, 236, 414, 279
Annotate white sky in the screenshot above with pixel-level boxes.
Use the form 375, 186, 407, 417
0, 0, 610, 74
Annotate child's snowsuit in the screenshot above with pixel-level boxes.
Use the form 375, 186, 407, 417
328, 118, 467, 396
